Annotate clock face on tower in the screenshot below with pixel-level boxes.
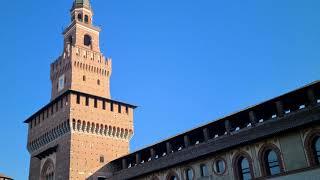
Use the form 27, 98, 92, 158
58, 74, 65, 92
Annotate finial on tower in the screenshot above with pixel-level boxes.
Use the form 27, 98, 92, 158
71, 0, 91, 11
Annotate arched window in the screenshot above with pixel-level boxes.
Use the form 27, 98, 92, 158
265, 150, 280, 175
304, 130, 320, 166
97, 79, 100, 85
239, 158, 251, 180
200, 164, 209, 177
184, 168, 194, 180
84, 35, 92, 47
314, 137, 320, 164
78, 13, 83, 22
213, 159, 226, 175
258, 144, 284, 176
166, 171, 179, 180
168, 176, 178, 180
84, 15, 89, 23
41, 159, 55, 180
233, 152, 254, 180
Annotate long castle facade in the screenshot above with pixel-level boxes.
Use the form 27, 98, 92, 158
25, 1, 320, 180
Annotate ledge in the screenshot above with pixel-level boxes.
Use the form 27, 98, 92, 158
34, 145, 58, 160
23, 90, 137, 123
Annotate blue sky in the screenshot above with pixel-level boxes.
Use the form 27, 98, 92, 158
2, 0, 320, 179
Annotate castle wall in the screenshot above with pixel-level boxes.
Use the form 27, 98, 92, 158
68, 93, 134, 179
134, 126, 320, 180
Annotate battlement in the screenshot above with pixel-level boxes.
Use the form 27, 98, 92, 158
24, 90, 136, 124
25, 90, 136, 154
50, 45, 111, 80
50, 44, 112, 100
106, 81, 320, 179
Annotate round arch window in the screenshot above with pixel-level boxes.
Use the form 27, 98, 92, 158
168, 176, 178, 180
84, 15, 89, 23
184, 168, 194, 180
41, 159, 55, 180
166, 171, 179, 180
314, 136, 320, 164
78, 13, 83, 22
213, 158, 226, 175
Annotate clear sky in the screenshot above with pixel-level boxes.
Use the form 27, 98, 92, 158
2, 0, 320, 179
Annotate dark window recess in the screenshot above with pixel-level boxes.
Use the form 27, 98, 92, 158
78, 13, 83, 22
46, 110, 49, 118
56, 103, 59, 112
97, 177, 106, 180
83, 75, 86, 81
85, 97, 89, 106
68, 36, 73, 44
76, 94, 81, 104
200, 164, 209, 177
84, 15, 89, 23
84, 35, 92, 46
110, 102, 114, 112
97, 79, 100, 85
100, 155, 104, 163
168, 176, 178, 180
126, 106, 129, 114
94, 99, 98, 108
185, 168, 194, 180
102, 101, 106, 110
239, 158, 252, 180
215, 160, 226, 174
265, 150, 281, 175
51, 106, 54, 114
118, 104, 121, 113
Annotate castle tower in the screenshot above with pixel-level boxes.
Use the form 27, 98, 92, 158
25, 1, 135, 179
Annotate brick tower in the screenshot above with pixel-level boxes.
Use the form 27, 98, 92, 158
25, 0, 135, 179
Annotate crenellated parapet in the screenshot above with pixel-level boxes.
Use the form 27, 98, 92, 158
105, 81, 320, 179
27, 120, 70, 153
71, 119, 134, 141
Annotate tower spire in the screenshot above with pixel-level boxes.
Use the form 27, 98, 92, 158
71, 0, 91, 11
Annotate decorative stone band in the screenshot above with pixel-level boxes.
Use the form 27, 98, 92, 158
27, 121, 70, 153
71, 119, 134, 141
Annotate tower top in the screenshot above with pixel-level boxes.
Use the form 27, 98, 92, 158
71, 0, 91, 11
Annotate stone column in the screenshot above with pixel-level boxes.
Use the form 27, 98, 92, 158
166, 142, 172, 154
203, 128, 210, 142
225, 120, 231, 135
184, 135, 190, 148
135, 153, 141, 164
150, 148, 156, 160
249, 111, 257, 126
308, 89, 317, 106
122, 159, 127, 169
276, 101, 284, 118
